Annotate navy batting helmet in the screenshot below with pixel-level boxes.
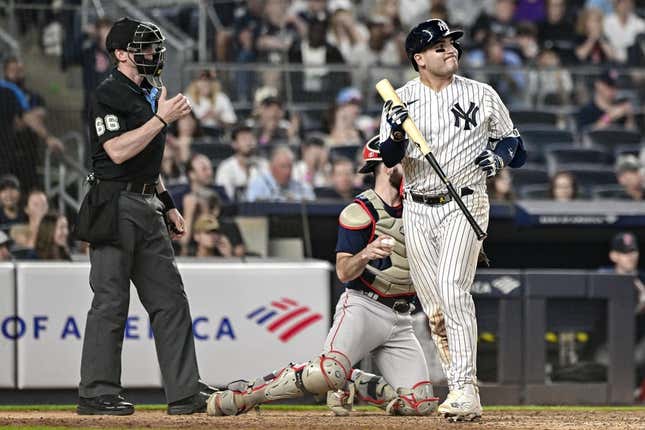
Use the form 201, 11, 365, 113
405, 19, 463, 71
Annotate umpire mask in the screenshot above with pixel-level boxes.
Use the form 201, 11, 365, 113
128, 22, 166, 88
107, 18, 167, 88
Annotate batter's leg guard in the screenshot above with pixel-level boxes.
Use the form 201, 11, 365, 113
350, 369, 397, 410
385, 381, 439, 416
207, 351, 351, 416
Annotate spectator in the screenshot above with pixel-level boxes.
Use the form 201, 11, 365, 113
246, 145, 315, 201
81, 18, 112, 122
316, 157, 360, 200
292, 134, 330, 188
575, 7, 617, 65
616, 155, 643, 201
34, 213, 71, 261
514, 0, 547, 23
192, 215, 234, 258
167, 111, 203, 168
325, 87, 366, 147
216, 125, 265, 200
232, 0, 265, 99
287, 17, 348, 101
327, 0, 368, 62
0, 230, 12, 261
205, 194, 246, 258
487, 169, 515, 202
471, 0, 517, 46
538, 0, 577, 64
466, 33, 527, 106
608, 231, 641, 276
0, 175, 26, 232
586, 0, 613, 14
350, 15, 404, 84
256, 0, 299, 64
576, 69, 636, 130
515, 21, 541, 63
528, 49, 573, 105
181, 154, 218, 255
160, 145, 187, 186
549, 171, 579, 201
24, 190, 49, 248
185, 70, 237, 133
1, 57, 63, 191
603, 0, 645, 64
246, 95, 300, 146
373, 0, 404, 35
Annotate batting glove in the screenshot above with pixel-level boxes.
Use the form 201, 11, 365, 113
474, 149, 504, 177
384, 100, 408, 142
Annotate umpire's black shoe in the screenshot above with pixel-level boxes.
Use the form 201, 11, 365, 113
167, 382, 218, 415
77, 394, 134, 415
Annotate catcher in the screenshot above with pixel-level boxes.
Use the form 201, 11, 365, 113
207, 136, 438, 417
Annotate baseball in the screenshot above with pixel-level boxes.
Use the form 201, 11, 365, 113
382, 237, 396, 247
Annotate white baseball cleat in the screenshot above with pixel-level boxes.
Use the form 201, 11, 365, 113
437, 384, 482, 422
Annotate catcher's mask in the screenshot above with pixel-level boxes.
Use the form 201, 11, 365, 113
106, 17, 166, 88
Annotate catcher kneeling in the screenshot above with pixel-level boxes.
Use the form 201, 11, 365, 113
208, 137, 439, 417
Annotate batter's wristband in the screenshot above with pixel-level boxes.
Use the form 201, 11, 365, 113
158, 190, 176, 213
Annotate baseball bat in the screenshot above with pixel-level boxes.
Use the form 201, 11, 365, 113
375, 79, 487, 241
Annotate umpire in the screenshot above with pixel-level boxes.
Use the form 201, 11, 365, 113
77, 18, 213, 416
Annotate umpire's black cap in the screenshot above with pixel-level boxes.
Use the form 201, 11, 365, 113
405, 19, 463, 71
106, 17, 141, 53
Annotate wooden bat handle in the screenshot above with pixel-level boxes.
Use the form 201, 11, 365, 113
375, 79, 431, 156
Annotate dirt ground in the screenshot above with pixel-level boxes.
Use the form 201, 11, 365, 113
1, 409, 645, 430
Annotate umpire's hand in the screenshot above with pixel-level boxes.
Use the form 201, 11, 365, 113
384, 100, 408, 142
166, 208, 186, 240
157, 87, 192, 124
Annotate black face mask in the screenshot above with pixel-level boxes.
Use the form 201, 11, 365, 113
127, 22, 166, 88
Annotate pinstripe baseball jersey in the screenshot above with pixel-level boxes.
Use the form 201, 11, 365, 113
379, 75, 516, 194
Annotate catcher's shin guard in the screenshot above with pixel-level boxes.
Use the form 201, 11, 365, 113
351, 369, 397, 409
207, 351, 351, 416
385, 381, 439, 416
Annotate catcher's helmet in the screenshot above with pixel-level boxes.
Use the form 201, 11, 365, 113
358, 136, 382, 174
405, 19, 463, 71
106, 17, 166, 87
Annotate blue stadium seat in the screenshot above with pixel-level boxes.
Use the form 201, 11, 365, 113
509, 164, 550, 188
520, 126, 575, 147
191, 141, 235, 163
556, 164, 617, 189
545, 146, 613, 174
584, 128, 641, 149
511, 110, 559, 127
613, 143, 642, 159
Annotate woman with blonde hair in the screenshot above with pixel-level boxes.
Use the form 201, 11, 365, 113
185, 70, 237, 132
34, 213, 71, 261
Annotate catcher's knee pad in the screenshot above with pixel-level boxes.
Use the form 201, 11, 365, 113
301, 350, 351, 395
351, 370, 397, 409
385, 381, 439, 416
206, 380, 256, 416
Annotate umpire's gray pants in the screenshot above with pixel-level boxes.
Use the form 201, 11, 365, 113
79, 191, 200, 403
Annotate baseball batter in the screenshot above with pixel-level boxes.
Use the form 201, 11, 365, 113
207, 137, 437, 417
379, 19, 526, 421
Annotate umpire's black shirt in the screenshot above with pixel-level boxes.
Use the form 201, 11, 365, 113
90, 68, 165, 182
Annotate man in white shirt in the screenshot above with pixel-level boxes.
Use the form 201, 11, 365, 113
215, 125, 264, 200
603, 0, 645, 63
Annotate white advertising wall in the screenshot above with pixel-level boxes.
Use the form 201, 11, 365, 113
0, 263, 15, 388
11, 261, 331, 388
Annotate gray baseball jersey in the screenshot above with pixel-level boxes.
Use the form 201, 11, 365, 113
379, 75, 515, 389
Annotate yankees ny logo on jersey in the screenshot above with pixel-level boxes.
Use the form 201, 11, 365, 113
451, 102, 479, 131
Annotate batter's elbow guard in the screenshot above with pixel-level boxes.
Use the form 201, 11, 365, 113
380, 137, 406, 167
493, 135, 526, 168
507, 135, 527, 168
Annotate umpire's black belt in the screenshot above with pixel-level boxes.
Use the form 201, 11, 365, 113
406, 187, 473, 206
355, 289, 413, 313
99, 180, 158, 195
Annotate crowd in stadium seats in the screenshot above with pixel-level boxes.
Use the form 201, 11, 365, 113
2, 0, 645, 260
